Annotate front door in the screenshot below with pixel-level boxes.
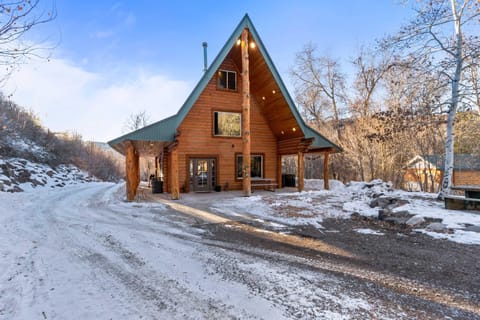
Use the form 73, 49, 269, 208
190, 158, 216, 192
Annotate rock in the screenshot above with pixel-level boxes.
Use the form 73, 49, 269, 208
369, 198, 379, 208
385, 217, 410, 225
377, 197, 394, 208
426, 222, 448, 233
464, 225, 480, 233
406, 215, 425, 227
378, 208, 393, 220
16, 169, 31, 183
8, 185, 23, 193
394, 199, 410, 207
392, 210, 411, 218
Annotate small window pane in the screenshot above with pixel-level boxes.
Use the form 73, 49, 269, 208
227, 72, 236, 90
218, 71, 227, 89
251, 156, 262, 178
217, 70, 236, 91
237, 155, 263, 179
214, 111, 241, 137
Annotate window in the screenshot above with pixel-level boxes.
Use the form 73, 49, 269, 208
236, 154, 263, 179
218, 70, 237, 91
214, 111, 241, 137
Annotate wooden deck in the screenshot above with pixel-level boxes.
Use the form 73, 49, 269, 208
445, 185, 480, 210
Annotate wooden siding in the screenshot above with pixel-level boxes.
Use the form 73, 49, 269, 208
454, 170, 480, 186
403, 168, 480, 192
176, 58, 278, 191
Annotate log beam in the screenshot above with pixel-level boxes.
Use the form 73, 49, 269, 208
125, 141, 139, 201
241, 28, 251, 197
171, 148, 180, 200
298, 151, 304, 192
324, 152, 330, 190
277, 154, 283, 188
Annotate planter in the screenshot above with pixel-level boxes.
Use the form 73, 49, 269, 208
152, 180, 163, 193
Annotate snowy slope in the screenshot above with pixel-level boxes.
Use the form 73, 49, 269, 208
0, 157, 92, 192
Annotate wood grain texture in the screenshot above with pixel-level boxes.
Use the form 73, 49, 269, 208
241, 28, 252, 196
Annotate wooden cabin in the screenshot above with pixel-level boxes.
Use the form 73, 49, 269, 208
404, 154, 480, 193
108, 14, 342, 200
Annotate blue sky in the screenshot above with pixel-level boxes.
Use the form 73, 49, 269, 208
5, 1, 412, 141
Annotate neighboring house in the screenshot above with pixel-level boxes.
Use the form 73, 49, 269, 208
108, 15, 342, 200
404, 154, 480, 192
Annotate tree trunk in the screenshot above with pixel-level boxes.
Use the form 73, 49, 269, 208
125, 141, 138, 201
241, 28, 251, 197
298, 152, 304, 192
440, 0, 463, 199
323, 152, 330, 190
171, 148, 180, 200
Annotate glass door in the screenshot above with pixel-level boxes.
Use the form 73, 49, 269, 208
191, 158, 216, 192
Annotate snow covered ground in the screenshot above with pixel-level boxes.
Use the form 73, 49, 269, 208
1, 179, 479, 319
0, 157, 91, 192
210, 179, 480, 245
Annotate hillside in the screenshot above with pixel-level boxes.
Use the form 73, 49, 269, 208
0, 94, 123, 192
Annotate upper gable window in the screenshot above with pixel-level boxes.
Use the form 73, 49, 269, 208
218, 70, 237, 91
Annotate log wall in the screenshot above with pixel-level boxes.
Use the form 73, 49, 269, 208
175, 57, 278, 191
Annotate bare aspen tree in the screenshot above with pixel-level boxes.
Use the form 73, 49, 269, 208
382, 0, 480, 198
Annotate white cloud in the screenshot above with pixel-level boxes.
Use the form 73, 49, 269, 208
3, 57, 191, 142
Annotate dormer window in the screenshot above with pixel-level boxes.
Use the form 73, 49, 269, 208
218, 70, 237, 91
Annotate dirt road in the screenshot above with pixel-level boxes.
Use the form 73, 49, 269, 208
1, 183, 478, 319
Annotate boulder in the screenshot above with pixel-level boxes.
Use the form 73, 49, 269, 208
406, 215, 425, 227
464, 225, 480, 233
378, 208, 393, 220
392, 210, 412, 218
426, 222, 448, 233
377, 197, 394, 208
385, 216, 410, 225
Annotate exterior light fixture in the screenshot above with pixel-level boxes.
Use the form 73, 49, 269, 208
272, 90, 276, 94
262, 96, 266, 100
292, 127, 296, 132
281, 130, 285, 135
250, 42, 256, 49
236, 39, 241, 46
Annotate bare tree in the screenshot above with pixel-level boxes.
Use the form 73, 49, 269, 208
122, 110, 151, 133
290, 43, 347, 132
351, 49, 391, 117
0, 0, 56, 84
382, 0, 480, 198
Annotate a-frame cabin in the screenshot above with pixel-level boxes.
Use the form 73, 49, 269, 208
109, 14, 342, 201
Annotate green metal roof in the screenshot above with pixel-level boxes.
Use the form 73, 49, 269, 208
424, 154, 480, 170
108, 114, 177, 147
304, 125, 343, 152
108, 14, 341, 153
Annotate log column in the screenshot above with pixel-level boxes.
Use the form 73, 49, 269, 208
241, 28, 251, 196
277, 154, 283, 188
125, 141, 139, 201
298, 151, 304, 192
171, 148, 180, 200
324, 152, 330, 190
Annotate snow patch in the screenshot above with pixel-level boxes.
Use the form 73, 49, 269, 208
354, 228, 385, 236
